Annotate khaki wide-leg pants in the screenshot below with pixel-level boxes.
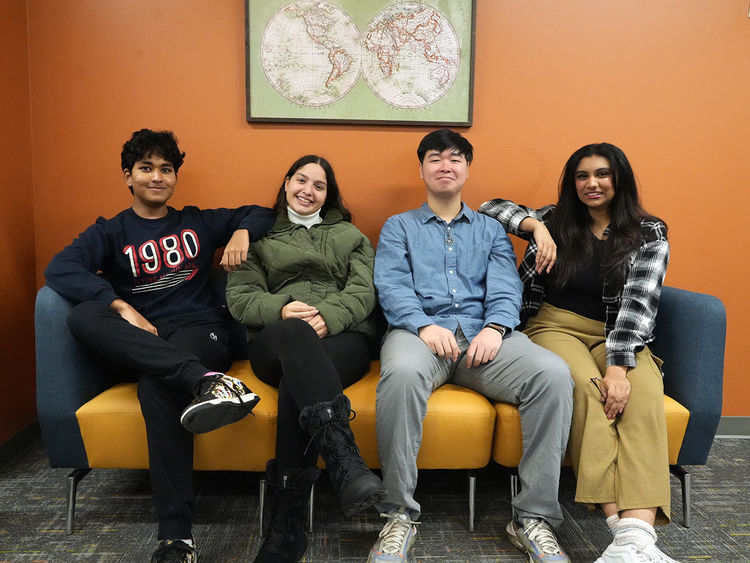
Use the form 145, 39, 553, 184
525, 303, 671, 523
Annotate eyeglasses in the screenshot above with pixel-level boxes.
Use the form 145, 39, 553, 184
590, 377, 605, 397
590, 377, 621, 418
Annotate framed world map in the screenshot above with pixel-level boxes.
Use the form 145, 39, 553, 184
245, 0, 475, 125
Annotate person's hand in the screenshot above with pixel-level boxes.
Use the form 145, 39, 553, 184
220, 229, 250, 271
600, 366, 631, 419
418, 324, 460, 362
281, 301, 318, 322
465, 327, 503, 368
308, 314, 328, 339
110, 298, 158, 335
531, 221, 557, 274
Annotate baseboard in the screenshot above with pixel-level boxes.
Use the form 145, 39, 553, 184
716, 416, 750, 437
0, 420, 40, 466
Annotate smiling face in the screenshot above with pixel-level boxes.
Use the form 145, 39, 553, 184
124, 154, 177, 218
285, 162, 328, 216
575, 155, 615, 215
419, 148, 469, 200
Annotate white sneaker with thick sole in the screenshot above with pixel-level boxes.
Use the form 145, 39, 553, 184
367, 510, 419, 562
596, 540, 680, 562
506, 517, 570, 563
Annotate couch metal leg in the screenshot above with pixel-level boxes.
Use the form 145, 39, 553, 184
259, 478, 315, 536
509, 468, 519, 522
306, 483, 315, 533
467, 470, 476, 532
258, 479, 266, 537
670, 465, 691, 527
66, 468, 91, 535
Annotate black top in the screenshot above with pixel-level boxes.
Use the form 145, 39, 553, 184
545, 233, 607, 322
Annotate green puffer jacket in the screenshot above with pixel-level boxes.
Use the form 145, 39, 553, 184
226, 210, 377, 342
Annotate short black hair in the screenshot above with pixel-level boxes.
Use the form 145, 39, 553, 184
120, 129, 185, 174
417, 128, 473, 164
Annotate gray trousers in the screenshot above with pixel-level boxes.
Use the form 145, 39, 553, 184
375, 327, 573, 526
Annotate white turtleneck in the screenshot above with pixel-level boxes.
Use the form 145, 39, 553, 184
287, 207, 322, 229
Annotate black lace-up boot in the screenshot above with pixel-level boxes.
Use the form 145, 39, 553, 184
254, 459, 320, 563
298, 394, 386, 516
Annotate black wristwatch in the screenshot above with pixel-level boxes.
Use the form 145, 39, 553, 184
485, 323, 508, 337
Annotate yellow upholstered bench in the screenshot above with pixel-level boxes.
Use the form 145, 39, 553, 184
492, 395, 691, 522
75, 360, 496, 532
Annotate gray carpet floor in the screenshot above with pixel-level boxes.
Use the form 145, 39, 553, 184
0, 437, 747, 562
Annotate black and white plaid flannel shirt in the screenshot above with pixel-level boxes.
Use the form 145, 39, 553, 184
479, 198, 669, 368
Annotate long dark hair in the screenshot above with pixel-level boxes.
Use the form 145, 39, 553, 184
272, 155, 352, 222
547, 143, 664, 289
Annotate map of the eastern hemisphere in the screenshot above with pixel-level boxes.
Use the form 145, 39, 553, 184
251, 1, 472, 122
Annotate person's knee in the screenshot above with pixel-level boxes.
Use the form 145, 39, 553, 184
532, 353, 574, 397
378, 358, 435, 403
275, 317, 317, 343
67, 301, 107, 338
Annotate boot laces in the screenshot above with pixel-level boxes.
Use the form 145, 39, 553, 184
303, 406, 358, 460
377, 513, 419, 554
521, 517, 563, 555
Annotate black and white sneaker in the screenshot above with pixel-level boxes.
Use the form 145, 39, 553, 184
150, 539, 196, 563
180, 374, 259, 434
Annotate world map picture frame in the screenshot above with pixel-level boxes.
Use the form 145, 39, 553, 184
245, 0, 476, 126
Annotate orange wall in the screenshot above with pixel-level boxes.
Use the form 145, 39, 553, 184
1, 1, 36, 444
27, 1, 749, 415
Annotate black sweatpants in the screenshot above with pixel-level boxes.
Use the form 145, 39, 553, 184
248, 318, 370, 468
67, 301, 232, 540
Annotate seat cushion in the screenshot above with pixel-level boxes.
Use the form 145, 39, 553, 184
346, 362, 497, 469
76, 359, 496, 472
75, 361, 278, 471
491, 395, 691, 467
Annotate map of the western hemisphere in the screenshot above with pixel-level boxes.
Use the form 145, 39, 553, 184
252, 0, 472, 122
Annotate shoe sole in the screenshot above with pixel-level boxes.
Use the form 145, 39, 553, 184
180, 393, 259, 434
342, 475, 387, 517
506, 521, 537, 563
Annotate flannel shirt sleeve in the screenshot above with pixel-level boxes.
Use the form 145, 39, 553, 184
479, 199, 555, 239
606, 222, 670, 367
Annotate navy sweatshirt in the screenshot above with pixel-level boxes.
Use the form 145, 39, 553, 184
45, 205, 275, 321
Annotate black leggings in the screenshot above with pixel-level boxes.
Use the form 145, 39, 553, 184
248, 318, 370, 468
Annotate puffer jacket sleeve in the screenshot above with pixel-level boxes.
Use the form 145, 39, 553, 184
314, 228, 376, 336
225, 246, 291, 329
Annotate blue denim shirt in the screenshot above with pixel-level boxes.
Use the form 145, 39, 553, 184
374, 202, 522, 341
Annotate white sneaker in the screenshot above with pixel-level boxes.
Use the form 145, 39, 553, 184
596, 540, 681, 562
367, 510, 419, 562
506, 518, 570, 562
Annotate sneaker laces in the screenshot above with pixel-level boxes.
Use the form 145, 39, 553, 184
377, 513, 419, 554
203, 375, 255, 414
522, 518, 564, 555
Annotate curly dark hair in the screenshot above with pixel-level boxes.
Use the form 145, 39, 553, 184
121, 129, 185, 193
272, 155, 352, 222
